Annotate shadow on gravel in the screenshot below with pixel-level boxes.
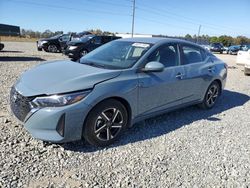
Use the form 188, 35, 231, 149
0, 50, 24, 53
62, 89, 250, 152
0, 56, 45, 62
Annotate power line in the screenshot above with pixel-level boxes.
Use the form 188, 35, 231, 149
8, 0, 130, 17
136, 2, 249, 36
131, 0, 135, 37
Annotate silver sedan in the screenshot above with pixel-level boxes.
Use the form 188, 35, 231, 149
10, 38, 227, 147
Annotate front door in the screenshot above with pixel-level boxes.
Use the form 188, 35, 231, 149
138, 43, 191, 115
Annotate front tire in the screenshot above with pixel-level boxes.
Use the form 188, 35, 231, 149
47, 44, 58, 53
199, 81, 220, 109
80, 49, 88, 57
83, 99, 128, 147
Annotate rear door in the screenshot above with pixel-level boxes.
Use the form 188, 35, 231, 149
89, 36, 102, 51
180, 44, 213, 102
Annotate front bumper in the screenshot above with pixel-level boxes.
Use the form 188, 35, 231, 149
210, 48, 223, 53
10, 88, 92, 143
64, 49, 80, 59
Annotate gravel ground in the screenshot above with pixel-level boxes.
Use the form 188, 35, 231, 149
0, 42, 250, 188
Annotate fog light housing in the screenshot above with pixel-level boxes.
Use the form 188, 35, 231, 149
56, 114, 65, 137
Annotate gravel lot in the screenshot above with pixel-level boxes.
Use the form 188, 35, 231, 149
0, 42, 250, 188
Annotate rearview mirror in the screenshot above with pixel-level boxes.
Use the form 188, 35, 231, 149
142, 61, 164, 72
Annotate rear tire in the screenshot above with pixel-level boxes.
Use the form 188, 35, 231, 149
199, 81, 220, 109
83, 99, 128, 147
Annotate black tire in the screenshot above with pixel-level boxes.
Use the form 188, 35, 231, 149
244, 68, 250, 76
83, 99, 128, 147
0, 43, 4, 51
47, 44, 58, 53
199, 81, 220, 109
80, 49, 88, 58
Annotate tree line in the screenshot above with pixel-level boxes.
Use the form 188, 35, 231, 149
20, 29, 250, 47
184, 34, 250, 46
20, 29, 115, 39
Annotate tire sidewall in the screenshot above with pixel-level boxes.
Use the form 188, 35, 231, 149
83, 99, 128, 147
203, 81, 220, 109
48, 44, 58, 53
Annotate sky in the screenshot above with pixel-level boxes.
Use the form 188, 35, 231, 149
0, 0, 249, 37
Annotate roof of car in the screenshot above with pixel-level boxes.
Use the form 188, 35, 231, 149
118, 37, 200, 46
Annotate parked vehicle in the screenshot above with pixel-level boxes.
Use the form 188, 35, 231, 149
61, 31, 92, 52
226, 45, 241, 55
210, 43, 224, 54
64, 35, 121, 60
200, 44, 210, 51
37, 34, 71, 53
236, 49, 250, 75
241, 44, 250, 51
10, 38, 227, 147
0, 42, 4, 51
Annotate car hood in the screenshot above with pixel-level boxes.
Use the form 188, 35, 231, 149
15, 60, 121, 97
38, 38, 58, 42
67, 41, 86, 46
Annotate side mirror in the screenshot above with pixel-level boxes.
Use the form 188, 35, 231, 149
142, 61, 164, 72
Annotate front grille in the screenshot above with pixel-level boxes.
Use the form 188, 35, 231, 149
10, 87, 32, 122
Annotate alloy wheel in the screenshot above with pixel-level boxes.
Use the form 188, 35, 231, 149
48, 45, 58, 53
81, 50, 88, 57
94, 108, 123, 141
206, 84, 219, 107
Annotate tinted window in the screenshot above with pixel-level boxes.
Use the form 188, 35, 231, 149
148, 44, 179, 67
182, 46, 203, 64
102, 36, 112, 44
60, 35, 70, 42
93, 36, 102, 44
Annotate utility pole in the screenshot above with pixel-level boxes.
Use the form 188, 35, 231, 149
197, 25, 201, 44
131, 0, 135, 38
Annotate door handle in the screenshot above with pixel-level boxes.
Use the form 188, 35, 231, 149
176, 72, 185, 79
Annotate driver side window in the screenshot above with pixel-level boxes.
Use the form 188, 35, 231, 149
148, 44, 179, 67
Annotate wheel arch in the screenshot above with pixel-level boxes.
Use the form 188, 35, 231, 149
82, 96, 132, 138
212, 79, 222, 95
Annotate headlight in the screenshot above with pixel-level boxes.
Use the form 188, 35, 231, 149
31, 90, 91, 108
69, 46, 78, 50
40, 41, 48, 45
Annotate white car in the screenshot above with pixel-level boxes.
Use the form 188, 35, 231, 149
236, 50, 250, 75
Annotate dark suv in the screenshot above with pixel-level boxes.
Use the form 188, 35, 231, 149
37, 34, 71, 53
210, 43, 224, 54
64, 35, 121, 60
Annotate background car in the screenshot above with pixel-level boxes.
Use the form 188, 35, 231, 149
226, 45, 241, 55
241, 44, 250, 51
10, 38, 227, 147
37, 34, 71, 53
64, 35, 121, 60
210, 43, 224, 54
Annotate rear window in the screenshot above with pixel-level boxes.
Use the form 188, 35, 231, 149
182, 46, 203, 64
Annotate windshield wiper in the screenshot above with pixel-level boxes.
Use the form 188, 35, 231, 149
84, 62, 106, 69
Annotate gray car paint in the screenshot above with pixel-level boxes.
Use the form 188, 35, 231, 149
15, 60, 121, 96
11, 38, 227, 143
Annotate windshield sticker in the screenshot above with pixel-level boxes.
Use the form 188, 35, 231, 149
132, 43, 150, 48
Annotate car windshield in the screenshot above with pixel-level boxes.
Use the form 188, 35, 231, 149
79, 35, 94, 42
50, 34, 62, 39
79, 41, 152, 69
